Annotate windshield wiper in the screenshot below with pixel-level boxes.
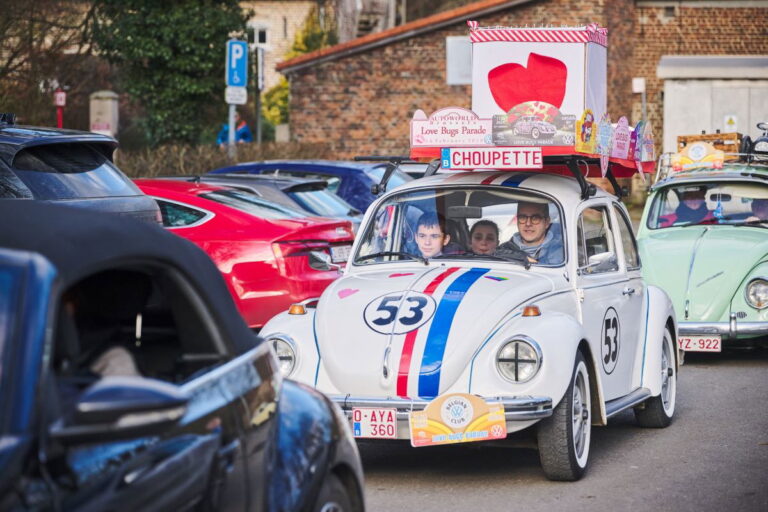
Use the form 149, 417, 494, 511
439, 251, 532, 270
740, 219, 768, 228
355, 251, 428, 265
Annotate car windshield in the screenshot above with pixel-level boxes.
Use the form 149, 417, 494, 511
354, 186, 565, 266
8, 143, 140, 199
646, 181, 768, 229
365, 165, 413, 189
200, 190, 308, 220
287, 188, 359, 217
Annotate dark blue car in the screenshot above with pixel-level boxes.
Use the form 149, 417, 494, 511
0, 114, 160, 223
208, 160, 413, 213
0, 201, 364, 511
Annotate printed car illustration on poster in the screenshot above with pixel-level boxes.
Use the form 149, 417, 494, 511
262, 161, 679, 481
637, 137, 768, 352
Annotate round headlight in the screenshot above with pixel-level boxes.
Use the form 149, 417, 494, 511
496, 337, 542, 383
745, 278, 768, 310
268, 335, 296, 376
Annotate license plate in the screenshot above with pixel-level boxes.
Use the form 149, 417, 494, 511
330, 245, 351, 263
351, 408, 397, 439
678, 335, 722, 352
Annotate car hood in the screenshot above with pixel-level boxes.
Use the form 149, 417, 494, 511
639, 226, 768, 322
315, 265, 554, 398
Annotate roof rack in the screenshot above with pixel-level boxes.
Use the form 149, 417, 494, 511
353, 155, 421, 195
654, 151, 768, 185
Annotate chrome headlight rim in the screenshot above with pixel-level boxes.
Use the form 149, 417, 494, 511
266, 333, 298, 377
745, 277, 768, 310
495, 335, 543, 384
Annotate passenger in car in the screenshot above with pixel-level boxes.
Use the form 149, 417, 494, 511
747, 198, 768, 223
660, 186, 714, 226
414, 212, 452, 258
496, 201, 563, 265
469, 220, 500, 255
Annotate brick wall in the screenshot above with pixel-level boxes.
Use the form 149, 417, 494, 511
632, 5, 768, 147
285, 0, 768, 159
288, 0, 611, 157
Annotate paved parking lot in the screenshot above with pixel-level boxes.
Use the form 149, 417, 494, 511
361, 349, 768, 512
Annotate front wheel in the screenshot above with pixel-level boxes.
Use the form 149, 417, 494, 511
537, 351, 591, 481
531, 127, 540, 139
634, 327, 676, 428
313, 474, 354, 512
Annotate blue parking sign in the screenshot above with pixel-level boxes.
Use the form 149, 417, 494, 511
226, 40, 248, 87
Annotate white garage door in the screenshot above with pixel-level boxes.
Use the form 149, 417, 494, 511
663, 79, 768, 153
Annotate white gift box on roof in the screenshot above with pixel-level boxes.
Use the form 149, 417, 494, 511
469, 21, 607, 128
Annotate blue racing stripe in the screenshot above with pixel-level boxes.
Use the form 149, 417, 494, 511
500, 173, 533, 187
418, 267, 490, 398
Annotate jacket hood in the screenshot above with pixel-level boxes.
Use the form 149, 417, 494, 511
315, 264, 554, 398
639, 226, 768, 322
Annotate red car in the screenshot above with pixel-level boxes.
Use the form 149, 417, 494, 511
135, 179, 354, 328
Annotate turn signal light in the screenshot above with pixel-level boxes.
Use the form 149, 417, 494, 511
522, 305, 541, 317
288, 304, 306, 315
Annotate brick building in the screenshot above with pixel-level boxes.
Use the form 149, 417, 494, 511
276, 0, 768, 159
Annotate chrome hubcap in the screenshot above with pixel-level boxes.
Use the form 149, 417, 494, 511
661, 337, 674, 410
320, 502, 343, 512
572, 370, 589, 458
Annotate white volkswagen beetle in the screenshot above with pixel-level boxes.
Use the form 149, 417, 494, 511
262, 164, 678, 480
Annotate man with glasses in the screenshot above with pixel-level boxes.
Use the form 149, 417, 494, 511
497, 201, 563, 264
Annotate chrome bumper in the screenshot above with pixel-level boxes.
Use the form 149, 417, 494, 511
678, 313, 768, 340
329, 395, 553, 440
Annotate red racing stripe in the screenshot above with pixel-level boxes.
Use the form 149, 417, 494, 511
396, 267, 460, 397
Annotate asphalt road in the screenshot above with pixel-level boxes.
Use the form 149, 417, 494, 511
360, 349, 768, 512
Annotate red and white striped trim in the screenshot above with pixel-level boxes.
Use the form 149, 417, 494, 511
466, 20, 607, 47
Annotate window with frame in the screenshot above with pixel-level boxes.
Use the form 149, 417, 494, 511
157, 199, 208, 227
613, 205, 640, 270
577, 206, 618, 274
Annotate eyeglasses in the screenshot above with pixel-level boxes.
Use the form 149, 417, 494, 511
517, 214, 546, 225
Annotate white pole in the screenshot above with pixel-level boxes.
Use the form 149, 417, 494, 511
228, 104, 236, 158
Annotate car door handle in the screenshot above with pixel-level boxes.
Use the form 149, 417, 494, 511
622, 287, 635, 296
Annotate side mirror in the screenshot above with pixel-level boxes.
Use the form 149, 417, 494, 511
308, 250, 341, 272
583, 252, 618, 273
50, 376, 189, 446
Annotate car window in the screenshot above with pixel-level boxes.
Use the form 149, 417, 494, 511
613, 205, 640, 270
365, 166, 413, 189
287, 188, 356, 217
577, 206, 618, 274
200, 190, 307, 219
646, 181, 768, 229
9, 144, 140, 199
156, 199, 209, 227
354, 186, 565, 267
0, 159, 32, 198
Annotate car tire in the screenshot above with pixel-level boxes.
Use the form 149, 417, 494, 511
314, 473, 354, 512
634, 327, 676, 428
531, 127, 540, 139
537, 351, 591, 481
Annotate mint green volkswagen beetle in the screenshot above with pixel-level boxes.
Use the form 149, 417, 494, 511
637, 145, 768, 353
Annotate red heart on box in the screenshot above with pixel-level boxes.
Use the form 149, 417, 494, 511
488, 53, 567, 112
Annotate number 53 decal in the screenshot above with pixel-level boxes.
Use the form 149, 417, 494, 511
363, 291, 437, 334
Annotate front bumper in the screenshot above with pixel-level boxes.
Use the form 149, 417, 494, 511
679, 313, 768, 340
329, 394, 553, 440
